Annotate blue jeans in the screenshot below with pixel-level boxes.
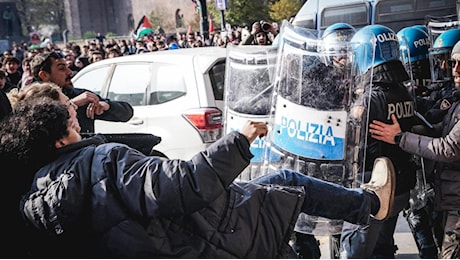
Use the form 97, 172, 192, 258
251, 169, 374, 226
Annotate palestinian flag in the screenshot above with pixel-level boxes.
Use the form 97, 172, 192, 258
133, 15, 153, 40
191, 0, 201, 13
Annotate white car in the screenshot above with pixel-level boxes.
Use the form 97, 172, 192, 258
72, 47, 226, 160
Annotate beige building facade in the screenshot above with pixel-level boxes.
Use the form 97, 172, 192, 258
64, 0, 198, 38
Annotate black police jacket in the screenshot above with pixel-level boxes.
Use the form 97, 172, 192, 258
362, 60, 418, 195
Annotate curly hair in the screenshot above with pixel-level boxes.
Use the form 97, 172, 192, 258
0, 98, 70, 169
7, 82, 62, 108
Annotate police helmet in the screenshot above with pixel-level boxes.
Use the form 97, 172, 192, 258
429, 29, 460, 81
430, 28, 460, 55
397, 26, 431, 63
322, 23, 356, 42
351, 24, 400, 73
320, 23, 356, 66
411, 25, 429, 35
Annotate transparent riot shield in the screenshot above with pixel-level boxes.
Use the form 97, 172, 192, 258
262, 22, 374, 236
223, 44, 278, 181
398, 34, 430, 212
429, 46, 453, 85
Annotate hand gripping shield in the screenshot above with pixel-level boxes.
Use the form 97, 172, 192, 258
223, 44, 278, 180
261, 21, 375, 236
397, 26, 432, 211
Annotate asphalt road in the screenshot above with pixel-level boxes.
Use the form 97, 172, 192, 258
317, 213, 420, 259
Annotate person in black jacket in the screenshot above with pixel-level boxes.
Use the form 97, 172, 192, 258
1, 97, 396, 258
397, 25, 442, 259
2, 82, 163, 258
369, 39, 460, 259
0, 69, 12, 120
0, 82, 81, 258
0, 87, 12, 120
29, 51, 133, 133
339, 24, 418, 258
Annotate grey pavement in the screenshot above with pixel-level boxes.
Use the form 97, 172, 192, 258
317, 213, 421, 259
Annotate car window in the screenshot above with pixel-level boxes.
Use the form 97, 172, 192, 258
149, 63, 186, 105
108, 63, 151, 106
72, 65, 110, 95
209, 60, 225, 101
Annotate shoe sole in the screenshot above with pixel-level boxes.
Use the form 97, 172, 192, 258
372, 157, 395, 221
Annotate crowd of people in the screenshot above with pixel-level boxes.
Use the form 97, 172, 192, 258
0, 15, 460, 259
0, 20, 278, 98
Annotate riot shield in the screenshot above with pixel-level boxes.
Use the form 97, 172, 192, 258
262, 21, 374, 236
429, 46, 453, 85
398, 33, 430, 212
223, 44, 278, 181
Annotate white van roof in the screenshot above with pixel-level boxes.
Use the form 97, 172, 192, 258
293, 0, 457, 33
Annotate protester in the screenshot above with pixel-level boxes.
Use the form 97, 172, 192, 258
0, 96, 396, 257
2, 56, 21, 92
0, 69, 12, 120
339, 24, 418, 258
0, 87, 11, 121
0, 82, 80, 258
397, 25, 441, 258
166, 34, 180, 50
74, 56, 90, 71
18, 56, 33, 89
89, 50, 104, 63
30, 51, 133, 133
240, 21, 277, 46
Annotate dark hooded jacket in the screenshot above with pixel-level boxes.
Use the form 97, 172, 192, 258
21, 132, 304, 258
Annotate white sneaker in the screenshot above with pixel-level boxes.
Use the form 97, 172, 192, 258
360, 157, 395, 221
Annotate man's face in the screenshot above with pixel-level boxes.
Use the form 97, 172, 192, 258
45, 57, 74, 90
451, 53, 460, 87
187, 34, 195, 44
92, 54, 103, 62
65, 54, 74, 67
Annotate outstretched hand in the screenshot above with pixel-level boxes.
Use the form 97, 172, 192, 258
241, 121, 268, 144
369, 114, 402, 144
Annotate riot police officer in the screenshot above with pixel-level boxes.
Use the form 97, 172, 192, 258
397, 25, 440, 259
339, 24, 418, 258
424, 28, 460, 124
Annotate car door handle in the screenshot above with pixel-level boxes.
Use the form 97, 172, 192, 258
128, 118, 144, 125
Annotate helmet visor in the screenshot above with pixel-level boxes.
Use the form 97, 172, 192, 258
429, 49, 453, 82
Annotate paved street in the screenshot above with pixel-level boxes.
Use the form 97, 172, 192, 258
318, 213, 420, 259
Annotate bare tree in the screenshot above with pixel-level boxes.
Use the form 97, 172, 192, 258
15, 0, 66, 37
14, 0, 31, 35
